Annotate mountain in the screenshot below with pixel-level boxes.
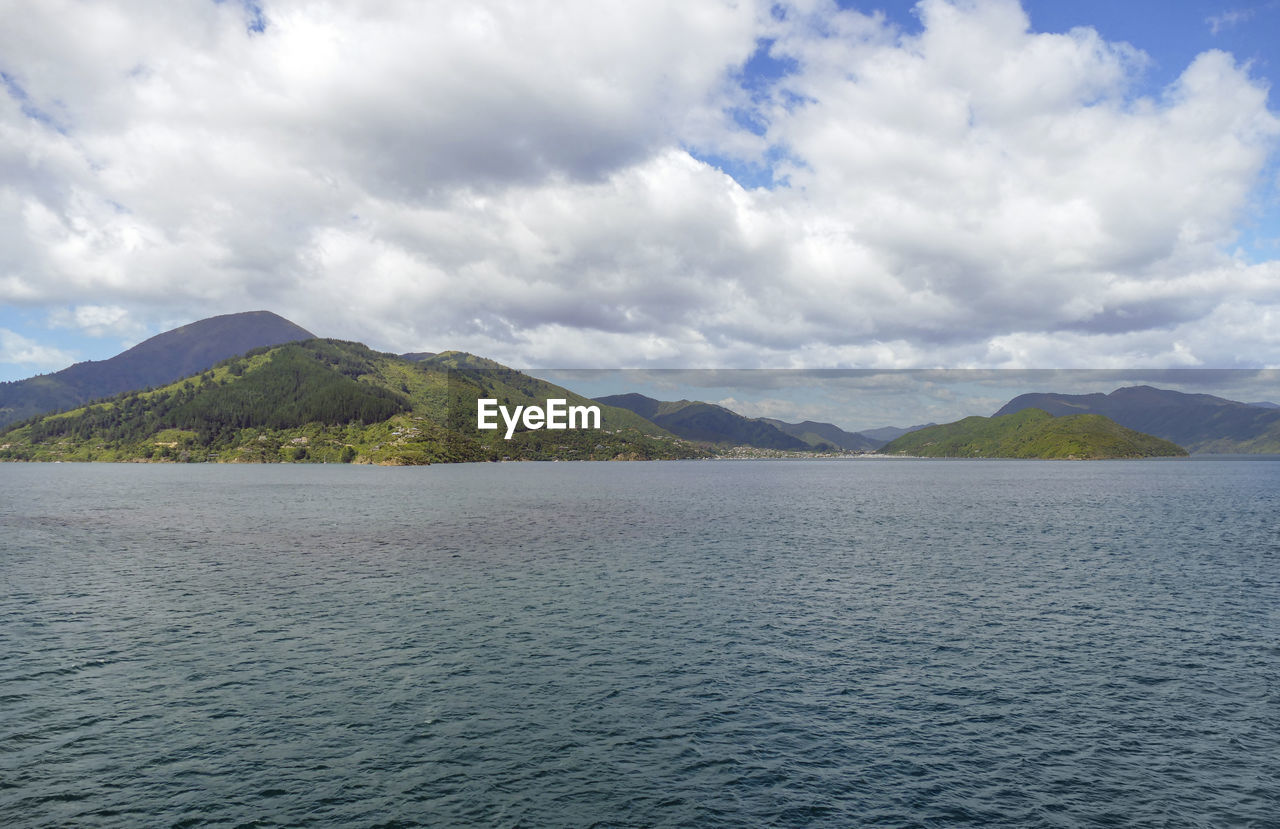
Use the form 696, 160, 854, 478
0, 340, 706, 464
857, 423, 936, 445
880, 408, 1187, 459
994, 385, 1280, 453
595, 392, 662, 420
758, 418, 880, 451
1248, 401, 1280, 409
596, 393, 811, 450
596, 393, 885, 452
0, 311, 315, 428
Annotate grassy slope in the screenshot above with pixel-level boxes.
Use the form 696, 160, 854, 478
880, 408, 1188, 459
0, 340, 705, 464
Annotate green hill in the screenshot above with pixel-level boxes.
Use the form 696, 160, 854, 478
0, 340, 705, 464
0, 311, 315, 428
879, 408, 1188, 459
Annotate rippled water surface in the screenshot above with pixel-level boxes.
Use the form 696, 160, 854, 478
2, 459, 1278, 827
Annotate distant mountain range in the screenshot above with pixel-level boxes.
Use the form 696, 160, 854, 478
596, 393, 920, 451
595, 393, 813, 450
995, 385, 1280, 453
0, 311, 314, 428
3, 311, 1277, 462
758, 419, 882, 452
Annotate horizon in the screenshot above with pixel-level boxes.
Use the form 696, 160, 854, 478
7, 307, 1278, 432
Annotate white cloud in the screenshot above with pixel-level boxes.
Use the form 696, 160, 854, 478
1207, 7, 1256, 35
0, 0, 1277, 375
0, 328, 75, 370
47, 304, 143, 338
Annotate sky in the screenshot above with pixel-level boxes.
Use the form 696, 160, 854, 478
2, 0, 1280, 400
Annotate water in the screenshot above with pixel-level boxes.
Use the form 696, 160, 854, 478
1, 459, 1277, 827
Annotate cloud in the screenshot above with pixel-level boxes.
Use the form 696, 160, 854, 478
0, 0, 1277, 375
0, 328, 75, 370
1205, 4, 1278, 35
47, 304, 143, 338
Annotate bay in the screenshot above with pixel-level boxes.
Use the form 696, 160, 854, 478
1, 459, 1277, 826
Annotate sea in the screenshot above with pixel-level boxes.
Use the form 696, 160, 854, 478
1, 458, 1277, 827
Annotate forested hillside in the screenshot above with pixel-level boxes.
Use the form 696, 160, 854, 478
0, 340, 705, 464
880, 409, 1188, 459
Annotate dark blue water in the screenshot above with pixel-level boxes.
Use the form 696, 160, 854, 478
2, 459, 1277, 827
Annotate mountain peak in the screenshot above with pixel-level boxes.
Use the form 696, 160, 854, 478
0, 311, 315, 428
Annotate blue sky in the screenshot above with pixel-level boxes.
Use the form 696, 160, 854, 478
858, 1, 1280, 92
1, 0, 1279, 388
